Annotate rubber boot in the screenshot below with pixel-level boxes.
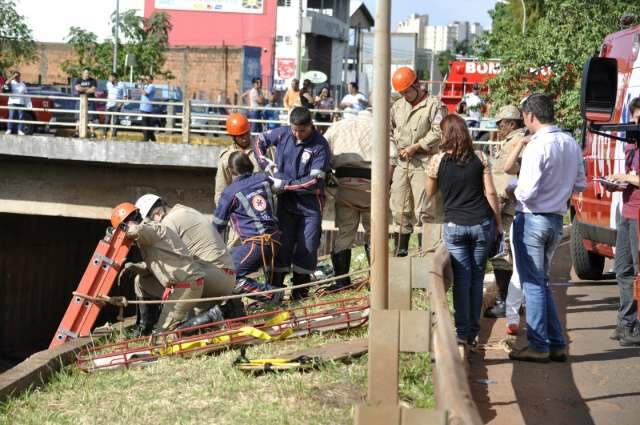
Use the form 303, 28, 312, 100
269, 271, 287, 305
133, 298, 161, 337
219, 298, 247, 319
327, 249, 352, 291
484, 269, 512, 318
177, 305, 224, 330
291, 272, 311, 301
417, 233, 422, 252
397, 233, 411, 257
392, 232, 399, 255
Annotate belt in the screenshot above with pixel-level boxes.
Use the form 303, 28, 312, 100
162, 277, 204, 300
334, 167, 371, 179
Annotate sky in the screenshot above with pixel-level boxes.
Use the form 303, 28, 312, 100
16, 0, 498, 43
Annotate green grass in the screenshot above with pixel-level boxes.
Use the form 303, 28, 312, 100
0, 247, 435, 425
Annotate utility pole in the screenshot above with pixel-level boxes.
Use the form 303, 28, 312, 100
296, 0, 304, 80
113, 0, 120, 73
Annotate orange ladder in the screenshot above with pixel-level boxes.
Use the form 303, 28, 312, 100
50, 225, 132, 348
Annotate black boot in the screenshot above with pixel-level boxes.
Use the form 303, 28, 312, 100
133, 298, 161, 337
417, 233, 422, 252
484, 269, 512, 318
364, 244, 371, 265
392, 232, 399, 255
327, 250, 352, 291
291, 272, 311, 300
397, 233, 411, 257
177, 305, 224, 330
269, 272, 287, 305
219, 298, 247, 319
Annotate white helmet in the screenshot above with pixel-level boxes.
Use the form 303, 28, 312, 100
135, 193, 161, 218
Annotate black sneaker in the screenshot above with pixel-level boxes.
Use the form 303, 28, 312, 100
549, 348, 568, 362
484, 300, 506, 318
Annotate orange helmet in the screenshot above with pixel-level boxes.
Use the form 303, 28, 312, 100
226, 113, 250, 136
391, 66, 417, 92
111, 202, 138, 228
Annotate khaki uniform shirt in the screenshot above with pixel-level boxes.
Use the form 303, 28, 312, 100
492, 128, 526, 217
127, 221, 204, 287
214, 144, 258, 207
163, 204, 234, 270
325, 111, 374, 169
390, 95, 443, 168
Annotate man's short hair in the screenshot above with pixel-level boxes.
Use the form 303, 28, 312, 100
629, 97, 640, 115
289, 107, 312, 126
252, 77, 261, 84
110, 72, 118, 79
349, 81, 359, 91
521, 93, 555, 124
229, 151, 254, 176
83, 67, 91, 73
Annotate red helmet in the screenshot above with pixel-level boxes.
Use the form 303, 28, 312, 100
391, 67, 417, 92
111, 202, 138, 228
226, 113, 250, 136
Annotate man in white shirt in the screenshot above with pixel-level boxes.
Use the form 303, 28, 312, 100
105, 72, 125, 137
509, 94, 586, 363
462, 83, 484, 121
5, 71, 27, 135
244, 77, 266, 133
340, 82, 368, 118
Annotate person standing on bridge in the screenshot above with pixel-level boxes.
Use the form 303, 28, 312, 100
390, 66, 444, 256
4, 71, 27, 136
139, 75, 157, 142
606, 97, 640, 346
255, 106, 331, 300
509, 94, 586, 363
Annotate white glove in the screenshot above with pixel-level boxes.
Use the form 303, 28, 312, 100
264, 158, 278, 175
269, 176, 284, 193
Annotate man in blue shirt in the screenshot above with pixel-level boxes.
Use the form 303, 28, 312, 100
105, 72, 124, 138
255, 107, 331, 300
140, 75, 156, 141
213, 152, 282, 305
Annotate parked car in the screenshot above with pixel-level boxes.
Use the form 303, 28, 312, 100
118, 84, 183, 132
190, 100, 228, 134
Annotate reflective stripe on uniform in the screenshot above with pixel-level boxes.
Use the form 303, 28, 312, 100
234, 192, 266, 234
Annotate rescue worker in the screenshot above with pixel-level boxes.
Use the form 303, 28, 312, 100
112, 203, 204, 335
323, 109, 376, 290
134, 194, 242, 324
215, 113, 259, 246
213, 151, 282, 305
255, 106, 331, 300
390, 66, 443, 256
484, 105, 527, 323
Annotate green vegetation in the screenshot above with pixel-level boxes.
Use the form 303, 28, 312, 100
0, 0, 37, 74
478, 0, 640, 131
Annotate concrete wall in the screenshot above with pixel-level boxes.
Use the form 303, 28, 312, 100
15, 43, 246, 102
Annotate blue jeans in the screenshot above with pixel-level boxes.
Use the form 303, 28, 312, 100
513, 212, 564, 352
444, 217, 495, 341
8, 106, 25, 132
248, 110, 263, 134
614, 214, 639, 329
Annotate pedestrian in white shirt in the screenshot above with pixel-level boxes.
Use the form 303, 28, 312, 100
340, 82, 368, 119
105, 72, 125, 138
4, 71, 27, 135
508, 94, 586, 363
463, 83, 484, 121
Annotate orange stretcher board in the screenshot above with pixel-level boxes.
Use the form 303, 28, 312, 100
50, 226, 132, 348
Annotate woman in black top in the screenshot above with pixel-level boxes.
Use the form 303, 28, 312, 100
426, 114, 502, 345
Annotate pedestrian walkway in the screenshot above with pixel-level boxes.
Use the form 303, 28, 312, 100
470, 241, 640, 425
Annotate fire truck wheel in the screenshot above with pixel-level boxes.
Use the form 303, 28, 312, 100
570, 218, 605, 280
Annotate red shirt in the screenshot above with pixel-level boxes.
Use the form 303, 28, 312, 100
622, 144, 640, 219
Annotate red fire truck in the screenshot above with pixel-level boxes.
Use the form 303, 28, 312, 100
0, 74, 57, 135
440, 60, 501, 113
571, 23, 640, 279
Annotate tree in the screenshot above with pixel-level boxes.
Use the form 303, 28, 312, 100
437, 50, 455, 78
0, 0, 37, 74
479, 0, 640, 131
61, 10, 173, 80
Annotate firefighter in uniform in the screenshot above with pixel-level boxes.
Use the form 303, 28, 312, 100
484, 105, 527, 322
216, 113, 258, 247
212, 151, 282, 304
390, 66, 444, 256
134, 194, 242, 324
112, 203, 205, 335
255, 106, 331, 300
323, 109, 376, 290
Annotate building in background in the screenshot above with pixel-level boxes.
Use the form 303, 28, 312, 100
397, 14, 485, 54
396, 13, 429, 51
344, 1, 374, 91
273, 0, 350, 97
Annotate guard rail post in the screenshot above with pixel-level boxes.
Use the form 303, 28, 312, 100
181, 99, 191, 143
78, 95, 88, 139
166, 103, 175, 134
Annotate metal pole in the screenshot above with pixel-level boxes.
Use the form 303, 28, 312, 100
369, 0, 391, 311
429, 50, 435, 95
296, 0, 304, 80
113, 0, 120, 73
520, 0, 526, 34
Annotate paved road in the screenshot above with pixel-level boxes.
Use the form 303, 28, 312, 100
470, 241, 640, 425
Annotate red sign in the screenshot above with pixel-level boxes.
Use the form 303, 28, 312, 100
277, 58, 296, 80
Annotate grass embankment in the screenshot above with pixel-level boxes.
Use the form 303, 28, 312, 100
0, 246, 435, 425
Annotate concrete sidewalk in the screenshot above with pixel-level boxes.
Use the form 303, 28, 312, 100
470, 241, 640, 425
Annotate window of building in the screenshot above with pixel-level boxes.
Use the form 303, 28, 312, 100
277, 0, 291, 6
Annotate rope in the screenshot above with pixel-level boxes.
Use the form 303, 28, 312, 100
73, 268, 370, 307
240, 233, 281, 283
